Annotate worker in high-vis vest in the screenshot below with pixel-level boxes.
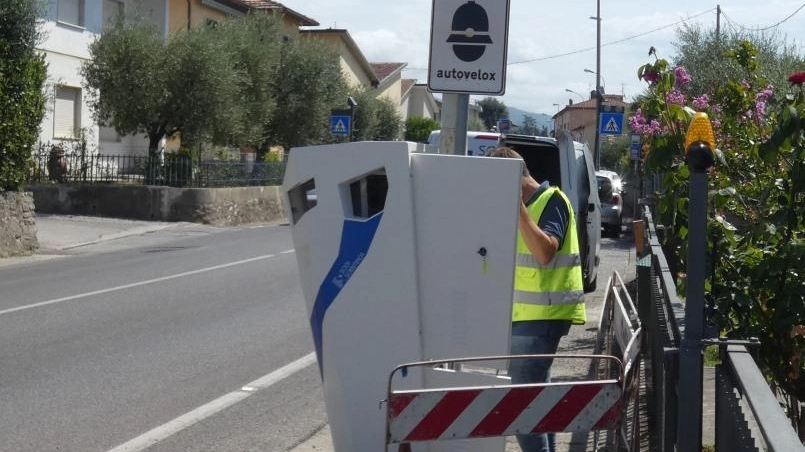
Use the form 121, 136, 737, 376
489, 147, 586, 452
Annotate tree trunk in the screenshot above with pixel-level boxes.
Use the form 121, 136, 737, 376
145, 132, 162, 185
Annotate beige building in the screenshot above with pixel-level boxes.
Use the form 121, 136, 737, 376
553, 91, 628, 149
299, 29, 379, 90
404, 83, 439, 121
166, 0, 317, 32
300, 29, 440, 129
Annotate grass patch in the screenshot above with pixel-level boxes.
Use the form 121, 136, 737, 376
704, 345, 721, 367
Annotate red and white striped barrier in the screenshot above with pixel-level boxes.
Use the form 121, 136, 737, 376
385, 356, 624, 446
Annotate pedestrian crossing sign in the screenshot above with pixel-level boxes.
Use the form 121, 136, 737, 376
330, 114, 351, 136
600, 112, 624, 136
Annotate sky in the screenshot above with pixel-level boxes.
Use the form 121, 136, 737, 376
289, 1, 805, 115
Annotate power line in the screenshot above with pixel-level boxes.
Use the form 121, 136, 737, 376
507, 8, 715, 65
720, 4, 805, 32
404, 7, 716, 71
403, 4, 804, 72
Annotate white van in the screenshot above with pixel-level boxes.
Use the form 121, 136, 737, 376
426, 130, 501, 156
499, 132, 601, 292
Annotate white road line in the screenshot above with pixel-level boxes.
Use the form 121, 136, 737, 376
106, 352, 317, 452
0, 254, 284, 317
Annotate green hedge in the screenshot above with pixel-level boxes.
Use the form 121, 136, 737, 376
0, 0, 48, 191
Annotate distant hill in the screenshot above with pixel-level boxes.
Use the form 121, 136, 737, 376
506, 106, 554, 133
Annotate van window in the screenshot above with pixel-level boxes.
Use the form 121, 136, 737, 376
505, 141, 561, 187
577, 152, 591, 210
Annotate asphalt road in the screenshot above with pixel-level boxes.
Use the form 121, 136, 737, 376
0, 221, 327, 452
0, 218, 638, 452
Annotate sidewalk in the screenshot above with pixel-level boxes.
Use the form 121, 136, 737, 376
35, 214, 181, 251
0, 214, 181, 267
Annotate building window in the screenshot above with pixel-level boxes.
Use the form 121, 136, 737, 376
54, 86, 81, 140
58, 0, 85, 27
103, 0, 124, 27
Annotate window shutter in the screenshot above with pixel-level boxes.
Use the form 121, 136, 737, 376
54, 86, 80, 139
58, 0, 84, 26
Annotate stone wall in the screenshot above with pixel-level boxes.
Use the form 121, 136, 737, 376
0, 191, 39, 257
28, 184, 287, 226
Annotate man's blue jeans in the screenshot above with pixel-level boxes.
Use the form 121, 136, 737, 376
509, 320, 571, 452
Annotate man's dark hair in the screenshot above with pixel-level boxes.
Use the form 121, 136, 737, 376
488, 146, 530, 177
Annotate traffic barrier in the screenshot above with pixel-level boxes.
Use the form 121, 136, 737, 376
593, 271, 643, 451
385, 271, 643, 451
385, 355, 625, 449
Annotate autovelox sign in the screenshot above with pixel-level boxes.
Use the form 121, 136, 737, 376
427, 0, 510, 95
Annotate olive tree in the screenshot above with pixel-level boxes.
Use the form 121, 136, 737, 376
82, 17, 239, 157
262, 34, 349, 153
372, 97, 403, 140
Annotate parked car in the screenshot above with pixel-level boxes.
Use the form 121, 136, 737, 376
596, 170, 624, 236
426, 130, 501, 156
499, 131, 601, 293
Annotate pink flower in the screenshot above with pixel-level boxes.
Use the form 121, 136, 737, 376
692, 94, 710, 110
674, 67, 692, 86
642, 70, 660, 84
755, 100, 766, 120
788, 72, 805, 85
665, 89, 685, 105
756, 85, 774, 102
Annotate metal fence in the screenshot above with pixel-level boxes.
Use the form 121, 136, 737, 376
31, 151, 286, 188
636, 203, 804, 452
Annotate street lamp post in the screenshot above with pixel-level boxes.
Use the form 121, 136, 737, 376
584, 68, 605, 94
564, 88, 584, 101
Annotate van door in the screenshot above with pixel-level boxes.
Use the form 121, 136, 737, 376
556, 132, 600, 292
578, 144, 601, 292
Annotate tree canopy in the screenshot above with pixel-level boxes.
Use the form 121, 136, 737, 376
476, 97, 508, 130
82, 17, 238, 155
631, 32, 804, 420
83, 13, 406, 158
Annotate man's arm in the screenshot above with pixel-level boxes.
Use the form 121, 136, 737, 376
518, 202, 559, 265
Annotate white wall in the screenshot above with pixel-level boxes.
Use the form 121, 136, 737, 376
38, 0, 164, 155
38, 1, 103, 148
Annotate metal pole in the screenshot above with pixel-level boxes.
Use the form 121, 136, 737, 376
677, 145, 713, 452
439, 93, 469, 155
593, 0, 601, 170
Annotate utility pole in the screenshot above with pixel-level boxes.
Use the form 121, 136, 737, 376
592, 0, 602, 170
716, 5, 721, 43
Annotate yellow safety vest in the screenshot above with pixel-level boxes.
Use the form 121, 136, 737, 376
513, 186, 586, 324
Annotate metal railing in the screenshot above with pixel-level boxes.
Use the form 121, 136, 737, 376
31, 151, 286, 188
636, 202, 804, 451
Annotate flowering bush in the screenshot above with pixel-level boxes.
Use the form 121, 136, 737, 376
632, 42, 804, 423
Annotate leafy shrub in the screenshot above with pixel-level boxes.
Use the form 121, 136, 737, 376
632, 43, 804, 417
0, 0, 48, 191
405, 116, 440, 142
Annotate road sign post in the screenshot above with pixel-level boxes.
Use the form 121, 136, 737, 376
599, 111, 624, 136
428, 0, 511, 95
330, 109, 352, 139
496, 118, 510, 134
